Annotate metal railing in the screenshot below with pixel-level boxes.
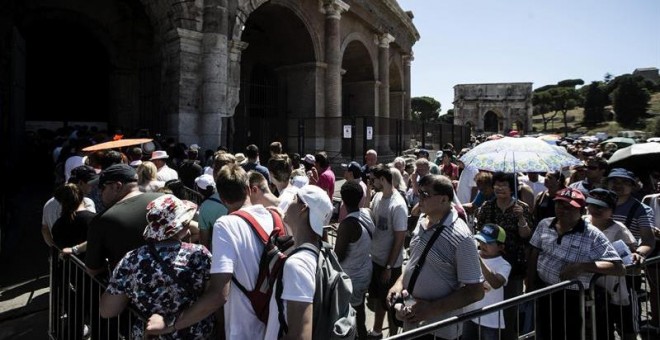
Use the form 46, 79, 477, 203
48, 247, 147, 340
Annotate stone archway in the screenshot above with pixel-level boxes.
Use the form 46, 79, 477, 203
3, 1, 160, 133
234, 2, 317, 154
484, 111, 499, 133
341, 39, 376, 159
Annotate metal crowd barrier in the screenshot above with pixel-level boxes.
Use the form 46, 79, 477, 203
384, 255, 660, 340
48, 247, 147, 340
588, 254, 660, 340
384, 280, 585, 340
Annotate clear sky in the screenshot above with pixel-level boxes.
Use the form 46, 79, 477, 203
398, 0, 660, 113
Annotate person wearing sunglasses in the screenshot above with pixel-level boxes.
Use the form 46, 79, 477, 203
568, 156, 608, 196
387, 174, 484, 340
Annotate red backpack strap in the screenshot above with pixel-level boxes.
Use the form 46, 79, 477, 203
266, 207, 286, 236
231, 210, 269, 243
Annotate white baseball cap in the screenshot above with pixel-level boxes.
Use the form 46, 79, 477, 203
195, 174, 215, 191
297, 185, 333, 237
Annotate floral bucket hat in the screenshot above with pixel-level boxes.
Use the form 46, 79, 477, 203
143, 194, 197, 242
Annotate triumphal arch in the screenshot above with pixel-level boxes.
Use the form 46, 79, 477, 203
453, 83, 533, 135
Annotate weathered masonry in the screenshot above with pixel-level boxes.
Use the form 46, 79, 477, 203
0, 0, 419, 159
453, 83, 533, 135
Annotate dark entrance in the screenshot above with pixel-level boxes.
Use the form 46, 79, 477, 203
484, 111, 499, 133
234, 3, 316, 154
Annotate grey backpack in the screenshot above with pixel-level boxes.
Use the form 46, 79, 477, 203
277, 242, 357, 339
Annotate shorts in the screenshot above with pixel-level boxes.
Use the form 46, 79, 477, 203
368, 262, 402, 309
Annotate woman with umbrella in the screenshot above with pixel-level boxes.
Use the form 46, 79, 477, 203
476, 172, 533, 340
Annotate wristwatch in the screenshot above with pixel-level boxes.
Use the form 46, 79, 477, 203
165, 314, 178, 332
386, 264, 392, 270
72, 245, 80, 255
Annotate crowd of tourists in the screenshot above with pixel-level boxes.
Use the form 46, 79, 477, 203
41, 126, 660, 340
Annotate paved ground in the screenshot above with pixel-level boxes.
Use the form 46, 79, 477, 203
0, 182, 52, 340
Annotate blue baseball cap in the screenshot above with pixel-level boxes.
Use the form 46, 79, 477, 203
475, 224, 506, 244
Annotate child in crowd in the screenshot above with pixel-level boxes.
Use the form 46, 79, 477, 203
463, 224, 511, 340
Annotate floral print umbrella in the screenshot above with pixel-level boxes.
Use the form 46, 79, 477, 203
459, 137, 581, 173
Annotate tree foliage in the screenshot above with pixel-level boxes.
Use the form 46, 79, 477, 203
411, 96, 441, 123
612, 76, 650, 126
533, 79, 584, 133
582, 81, 609, 127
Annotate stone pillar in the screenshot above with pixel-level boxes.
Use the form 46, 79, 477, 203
199, 0, 229, 150
376, 33, 394, 155
378, 33, 394, 118
403, 54, 412, 120
320, 0, 349, 154
321, 0, 349, 118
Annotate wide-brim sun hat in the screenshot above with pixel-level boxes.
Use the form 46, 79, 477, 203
144, 194, 197, 242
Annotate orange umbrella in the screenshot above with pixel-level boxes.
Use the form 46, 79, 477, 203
82, 138, 153, 152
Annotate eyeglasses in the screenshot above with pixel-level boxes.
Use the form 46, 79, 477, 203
418, 189, 439, 199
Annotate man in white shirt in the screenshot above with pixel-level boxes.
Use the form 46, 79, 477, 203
150, 150, 179, 182
145, 164, 280, 339
265, 185, 334, 339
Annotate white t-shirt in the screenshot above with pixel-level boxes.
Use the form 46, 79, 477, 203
264, 249, 317, 339
456, 164, 478, 205
370, 191, 408, 267
42, 197, 96, 230
466, 256, 511, 329
64, 155, 85, 182
211, 205, 276, 339
156, 164, 179, 182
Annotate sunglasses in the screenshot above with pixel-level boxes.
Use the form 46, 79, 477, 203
586, 165, 599, 170
418, 189, 439, 199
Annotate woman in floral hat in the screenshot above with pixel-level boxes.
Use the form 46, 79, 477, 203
99, 194, 214, 339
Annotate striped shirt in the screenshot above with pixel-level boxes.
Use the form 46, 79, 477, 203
611, 197, 655, 240
403, 208, 483, 339
530, 217, 621, 290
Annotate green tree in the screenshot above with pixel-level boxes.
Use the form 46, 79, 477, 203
582, 81, 609, 127
440, 108, 454, 124
550, 87, 582, 136
532, 90, 558, 131
612, 76, 650, 126
411, 96, 441, 123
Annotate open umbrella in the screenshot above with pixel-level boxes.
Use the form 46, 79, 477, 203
537, 134, 562, 145
600, 137, 636, 149
82, 138, 153, 152
460, 137, 581, 173
608, 142, 660, 172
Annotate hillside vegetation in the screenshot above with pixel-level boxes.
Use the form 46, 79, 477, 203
532, 92, 660, 137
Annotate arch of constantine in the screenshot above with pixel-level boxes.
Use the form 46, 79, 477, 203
453, 83, 533, 135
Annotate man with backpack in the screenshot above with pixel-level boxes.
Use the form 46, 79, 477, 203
145, 164, 284, 338
267, 185, 357, 340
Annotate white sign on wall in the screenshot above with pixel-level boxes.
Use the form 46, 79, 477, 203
366, 126, 373, 140
343, 125, 352, 138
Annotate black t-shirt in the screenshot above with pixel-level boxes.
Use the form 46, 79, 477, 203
85, 192, 163, 271
178, 160, 203, 189
52, 210, 96, 249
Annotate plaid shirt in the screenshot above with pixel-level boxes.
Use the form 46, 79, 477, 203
530, 217, 621, 290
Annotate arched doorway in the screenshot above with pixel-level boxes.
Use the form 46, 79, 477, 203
484, 111, 499, 133
341, 39, 375, 159
235, 3, 316, 155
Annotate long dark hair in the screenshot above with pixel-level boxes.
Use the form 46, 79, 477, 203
54, 183, 84, 222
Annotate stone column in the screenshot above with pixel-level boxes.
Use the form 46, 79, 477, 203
378, 33, 394, 118
377, 33, 394, 155
403, 53, 412, 120
321, 0, 349, 118
320, 0, 349, 154
199, 0, 229, 150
